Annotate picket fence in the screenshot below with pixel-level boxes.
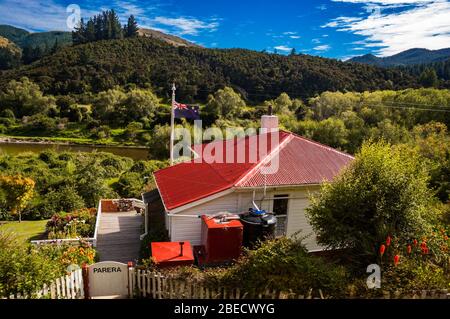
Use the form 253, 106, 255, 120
130, 268, 324, 299
7, 269, 84, 299
5, 267, 450, 299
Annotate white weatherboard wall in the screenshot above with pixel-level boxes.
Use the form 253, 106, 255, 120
168, 186, 323, 251
169, 193, 239, 245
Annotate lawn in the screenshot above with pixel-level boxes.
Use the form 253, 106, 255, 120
0, 220, 48, 242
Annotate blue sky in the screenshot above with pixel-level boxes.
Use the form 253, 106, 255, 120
0, 0, 449, 59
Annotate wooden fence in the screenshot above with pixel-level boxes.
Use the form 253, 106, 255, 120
130, 268, 323, 299
7, 269, 84, 299
5, 267, 450, 299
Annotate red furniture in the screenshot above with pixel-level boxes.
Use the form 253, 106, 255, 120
151, 241, 194, 268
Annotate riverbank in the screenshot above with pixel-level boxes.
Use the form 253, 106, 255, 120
0, 134, 147, 148
0, 136, 151, 160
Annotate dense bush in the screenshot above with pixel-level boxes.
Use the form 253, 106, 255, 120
162, 237, 349, 297
0, 151, 165, 220
307, 141, 440, 269
0, 232, 97, 298
0, 232, 61, 297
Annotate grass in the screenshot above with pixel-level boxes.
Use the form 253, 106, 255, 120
0, 219, 49, 242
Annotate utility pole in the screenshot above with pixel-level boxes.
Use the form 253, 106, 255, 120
170, 83, 176, 165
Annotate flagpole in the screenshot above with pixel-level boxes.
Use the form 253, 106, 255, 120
170, 83, 176, 165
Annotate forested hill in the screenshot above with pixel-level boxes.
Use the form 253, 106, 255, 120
0, 25, 72, 49
0, 36, 418, 103
349, 48, 450, 67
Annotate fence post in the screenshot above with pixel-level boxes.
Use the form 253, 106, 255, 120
82, 263, 90, 299
128, 262, 134, 299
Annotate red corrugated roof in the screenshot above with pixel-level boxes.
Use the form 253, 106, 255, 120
154, 131, 353, 211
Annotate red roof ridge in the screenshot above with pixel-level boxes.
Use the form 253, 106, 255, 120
234, 133, 294, 187
281, 129, 354, 160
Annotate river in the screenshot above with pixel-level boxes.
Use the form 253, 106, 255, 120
0, 142, 150, 160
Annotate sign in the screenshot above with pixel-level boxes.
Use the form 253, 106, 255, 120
88, 261, 129, 298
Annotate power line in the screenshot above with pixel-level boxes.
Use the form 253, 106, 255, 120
360, 103, 450, 113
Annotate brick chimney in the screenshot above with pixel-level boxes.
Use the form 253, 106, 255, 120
261, 105, 279, 131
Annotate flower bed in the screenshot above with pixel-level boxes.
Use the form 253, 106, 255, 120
45, 208, 97, 239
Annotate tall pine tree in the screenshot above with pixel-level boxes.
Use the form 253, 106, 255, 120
125, 15, 139, 37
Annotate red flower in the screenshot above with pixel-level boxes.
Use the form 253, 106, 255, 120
407, 245, 412, 254
444, 236, 449, 241
413, 239, 418, 246
420, 241, 427, 249
386, 236, 391, 247
379, 244, 386, 257
394, 255, 400, 266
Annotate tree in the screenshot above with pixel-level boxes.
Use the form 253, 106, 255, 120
0, 37, 22, 70
266, 92, 294, 115
125, 15, 139, 38
147, 124, 171, 160
0, 77, 56, 117
419, 68, 439, 88
306, 141, 437, 267
205, 87, 245, 119
92, 88, 127, 122
0, 175, 35, 222
312, 118, 348, 149
113, 172, 145, 198
121, 89, 159, 122
72, 18, 87, 45
125, 121, 144, 140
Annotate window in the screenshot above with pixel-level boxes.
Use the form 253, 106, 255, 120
272, 194, 288, 216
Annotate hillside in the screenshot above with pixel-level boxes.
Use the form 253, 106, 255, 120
0, 36, 22, 69
0, 25, 72, 49
138, 28, 200, 47
0, 36, 418, 102
349, 48, 450, 67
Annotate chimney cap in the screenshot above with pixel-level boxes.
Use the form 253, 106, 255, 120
268, 105, 273, 116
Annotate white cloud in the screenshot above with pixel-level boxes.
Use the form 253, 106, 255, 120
332, 0, 434, 4
0, 0, 97, 31
152, 16, 219, 36
283, 31, 297, 35
274, 45, 293, 52
115, 1, 146, 17
325, 0, 450, 56
314, 44, 331, 51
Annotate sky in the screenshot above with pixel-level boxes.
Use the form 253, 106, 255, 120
0, 0, 449, 60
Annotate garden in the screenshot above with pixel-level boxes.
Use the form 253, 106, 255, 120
0, 232, 97, 298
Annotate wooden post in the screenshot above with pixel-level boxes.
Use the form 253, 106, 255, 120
82, 263, 90, 299
127, 262, 134, 299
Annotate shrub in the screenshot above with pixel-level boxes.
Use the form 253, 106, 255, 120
163, 237, 349, 297
124, 121, 144, 140
41, 186, 85, 216
113, 172, 145, 198
307, 141, 438, 269
0, 232, 61, 298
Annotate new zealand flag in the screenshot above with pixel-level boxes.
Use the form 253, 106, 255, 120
174, 101, 200, 120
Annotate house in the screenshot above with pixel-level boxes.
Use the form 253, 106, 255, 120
144, 115, 354, 252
